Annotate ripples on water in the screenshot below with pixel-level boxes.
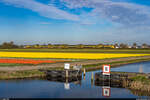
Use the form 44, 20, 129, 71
0, 61, 150, 98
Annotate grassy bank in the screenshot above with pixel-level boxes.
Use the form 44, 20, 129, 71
0, 63, 34, 67
0, 70, 45, 80
128, 76, 150, 92
82, 57, 150, 71
130, 89, 150, 96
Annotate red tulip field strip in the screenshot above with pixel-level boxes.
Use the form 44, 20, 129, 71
0, 59, 66, 65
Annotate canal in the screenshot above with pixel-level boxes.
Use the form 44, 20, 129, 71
0, 61, 150, 98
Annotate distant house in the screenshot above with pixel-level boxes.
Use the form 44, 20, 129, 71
141, 45, 149, 49
131, 45, 139, 49
128, 46, 132, 48
115, 46, 119, 49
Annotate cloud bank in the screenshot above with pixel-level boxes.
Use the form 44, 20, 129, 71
1, 0, 150, 26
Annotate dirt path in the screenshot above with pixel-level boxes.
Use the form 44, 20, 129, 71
0, 56, 150, 71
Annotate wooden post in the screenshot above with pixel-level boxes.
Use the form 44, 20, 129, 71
83, 75, 86, 80
91, 72, 94, 86
91, 72, 94, 81
66, 70, 69, 78
66, 77, 68, 83
84, 68, 86, 76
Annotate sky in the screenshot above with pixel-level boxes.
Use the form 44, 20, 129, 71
0, 0, 150, 45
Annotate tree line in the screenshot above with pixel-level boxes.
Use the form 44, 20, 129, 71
0, 41, 19, 49
0, 41, 149, 49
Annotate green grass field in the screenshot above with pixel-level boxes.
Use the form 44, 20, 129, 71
0, 48, 150, 54
0, 63, 33, 67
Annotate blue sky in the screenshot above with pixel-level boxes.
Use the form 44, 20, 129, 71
0, 0, 150, 45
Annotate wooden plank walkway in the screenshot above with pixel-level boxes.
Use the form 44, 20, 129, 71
94, 71, 150, 88
95, 71, 150, 80
40, 69, 82, 84
95, 72, 128, 80
45, 70, 82, 77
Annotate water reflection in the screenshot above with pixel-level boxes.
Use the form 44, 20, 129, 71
139, 65, 143, 73
46, 76, 82, 83
64, 83, 70, 90
102, 86, 111, 97
46, 75, 82, 91
130, 89, 150, 97
44, 71, 130, 98
83, 75, 86, 80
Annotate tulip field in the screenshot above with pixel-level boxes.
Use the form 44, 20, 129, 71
0, 51, 149, 65
0, 52, 149, 59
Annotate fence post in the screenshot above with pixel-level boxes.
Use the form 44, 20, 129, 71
91, 72, 94, 81
91, 72, 94, 86
66, 70, 69, 78
84, 68, 86, 76
83, 75, 86, 80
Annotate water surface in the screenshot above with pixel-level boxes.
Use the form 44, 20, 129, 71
111, 61, 150, 73
0, 61, 150, 98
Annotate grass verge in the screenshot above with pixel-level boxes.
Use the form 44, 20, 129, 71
0, 70, 45, 80
82, 57, 150, 71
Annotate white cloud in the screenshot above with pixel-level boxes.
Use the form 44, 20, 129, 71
1, 0, 79, 21
60, 0, 150, 26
